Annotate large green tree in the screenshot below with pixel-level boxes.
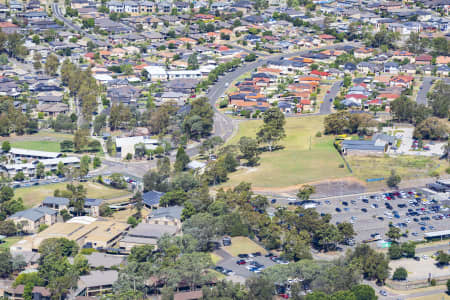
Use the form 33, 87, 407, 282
256, 108, 286, 151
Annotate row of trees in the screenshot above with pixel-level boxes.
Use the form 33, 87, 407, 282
60, 59, 99, 120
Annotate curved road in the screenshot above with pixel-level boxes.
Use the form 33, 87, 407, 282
92, 42, 360, 177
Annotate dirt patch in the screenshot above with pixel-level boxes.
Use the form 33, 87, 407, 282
252, 177, 366, 196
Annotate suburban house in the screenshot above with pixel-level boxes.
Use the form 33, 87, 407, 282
76, 270, 118, 297
5, 286, 51, 300
84, 198, 103, 217
146, 205, 183, 229
41, 196, 70, 212
8, 207, 58, 233
143, 190, 165, 207
119, 222, 179, 252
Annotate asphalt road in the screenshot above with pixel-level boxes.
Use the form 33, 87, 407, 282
415, 77, 450, 106
52, 3, 108, 47
416, 77, 434, 106
319, 80, 342, 114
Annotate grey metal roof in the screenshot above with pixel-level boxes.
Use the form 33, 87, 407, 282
127, 223, 177, 239
9, 207, 57, 222
143, 191, 164, 206
43, 196, 70, 206
79, 270, 118, 288
149, 206, 183, 220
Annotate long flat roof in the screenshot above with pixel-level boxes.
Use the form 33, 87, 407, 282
10, 148, 61, 158
424, 230, 450, 237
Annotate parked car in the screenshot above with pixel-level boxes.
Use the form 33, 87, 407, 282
236, 260, 246, 265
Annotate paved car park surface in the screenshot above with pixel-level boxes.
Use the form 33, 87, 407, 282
313, 189, 449, 243
215, 249, 277, 278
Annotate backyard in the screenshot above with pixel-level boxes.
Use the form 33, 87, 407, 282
14, 181, 131, 208
223, 116, 349, 189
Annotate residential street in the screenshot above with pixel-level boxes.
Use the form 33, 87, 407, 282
319, 80, 342, 115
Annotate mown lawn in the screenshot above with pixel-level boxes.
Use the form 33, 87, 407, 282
222, 237, 268, 257
14, 182, 131, 208
11, 140, 62, 152
224, 116, 349, 188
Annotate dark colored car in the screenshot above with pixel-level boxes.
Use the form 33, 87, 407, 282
336, 208, 341, 212
238, 254, 249, 259
361, 208, 367, 213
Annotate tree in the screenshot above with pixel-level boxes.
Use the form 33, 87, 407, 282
73, 254, 89, 275
183, 97, 214, 139
33, 51, 42, 70
386, 225, 401, 242
187, 53, 199, 70
432, 37, 449, 55
246, 276, 273, 300
414, 117, 448, 140
447, 279, 450, 294
405, 32, 427, 54
93, 156, 101, 169
45, 53, 59, 76
393, 267, 407, 280
238, 136, 259, 166
1, 141, 10, 152
435, 251, 450, 266
297, 185, 315, 201
0, 249, 12, 278
351, 284, 377, 300
35, 162, 45, 179
387, 170, 401, 188
256, 108, 286, 151
388, 242, 402, 259
174, 147, 190, 172
67, 184, 87, 216
0, 220, 16, 236
129, 245, 154, 263
99, 203, 113, 217
401, 241, 416, 258
337, 222, 355, 242
13, 171, 25, 181
73, 129, 89, 152
182, 213, 218, 251
79, 155, 90, 177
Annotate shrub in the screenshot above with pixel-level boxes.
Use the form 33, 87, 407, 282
393, 267, 407, 281
315, 131, 322, 137
338, 164, 344, 168
430, 279, 436, 286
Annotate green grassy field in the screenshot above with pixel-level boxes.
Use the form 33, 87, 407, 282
14, 182, 131, 208
11, 140, 61, 152
0, 236, 21, 250
222, 237, 268, 256
347, 155, 445, 181
224, 116, 349, 188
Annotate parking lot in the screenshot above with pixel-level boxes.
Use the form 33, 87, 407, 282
215, 249, 277, 279
279, 189, 449, 244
